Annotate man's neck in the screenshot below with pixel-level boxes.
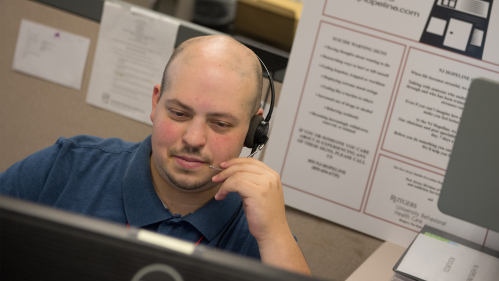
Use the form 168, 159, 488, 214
150, 155, 219, 216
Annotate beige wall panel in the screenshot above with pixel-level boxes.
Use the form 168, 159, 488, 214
0, 0, 153, 172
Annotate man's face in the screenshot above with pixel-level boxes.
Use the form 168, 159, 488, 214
150, 56, 256, 193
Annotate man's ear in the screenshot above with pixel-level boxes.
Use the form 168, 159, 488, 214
256, 108, 264, 117
150, 84, 161, 122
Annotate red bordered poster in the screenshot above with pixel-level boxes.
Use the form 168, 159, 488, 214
264, 0, 499, 250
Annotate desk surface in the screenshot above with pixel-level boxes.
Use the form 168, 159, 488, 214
346, 242, 406, 281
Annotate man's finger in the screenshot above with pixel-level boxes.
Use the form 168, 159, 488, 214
214, 174, 261, 200
212, 160, 267, 183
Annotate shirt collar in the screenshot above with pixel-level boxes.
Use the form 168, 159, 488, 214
183, 193, 242, 242
122, 135, 243, 242
122, 135, 171, 227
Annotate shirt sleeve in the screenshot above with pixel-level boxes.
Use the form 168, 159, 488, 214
0, 140, 63, 202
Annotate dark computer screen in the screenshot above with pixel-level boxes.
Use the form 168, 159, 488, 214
0, 195, 319, 281
438, 77, 499, 233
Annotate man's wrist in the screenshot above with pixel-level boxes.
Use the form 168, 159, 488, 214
256, 225, 295, 256
256, 227, 311, 275
255, 221, 292, 245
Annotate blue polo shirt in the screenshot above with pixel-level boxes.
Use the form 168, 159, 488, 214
0, 135, 260, 259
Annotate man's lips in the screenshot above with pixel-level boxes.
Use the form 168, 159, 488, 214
174, 155, 206, 169
177, 155, 204, 162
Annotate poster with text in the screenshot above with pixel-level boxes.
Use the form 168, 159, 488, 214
264, 0, 499, 250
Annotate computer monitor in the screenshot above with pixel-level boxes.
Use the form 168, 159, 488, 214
438, 77, 499, 233
0, 195, 318, 281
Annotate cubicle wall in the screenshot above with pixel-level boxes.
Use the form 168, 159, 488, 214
0, 1, 382, 280
0, 0, 153, 170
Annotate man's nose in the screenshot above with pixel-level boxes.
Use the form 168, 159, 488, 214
182, 119, 207, 148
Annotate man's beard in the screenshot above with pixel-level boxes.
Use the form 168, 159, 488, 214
165, 146, 214, 192
164, 168, 211, 191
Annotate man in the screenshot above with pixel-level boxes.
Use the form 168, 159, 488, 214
0, 35, 310, 275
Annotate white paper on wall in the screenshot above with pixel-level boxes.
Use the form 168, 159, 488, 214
12, 19, 90, 90
86, 1, 179, 125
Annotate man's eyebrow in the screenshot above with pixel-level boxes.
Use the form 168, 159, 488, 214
165, 99, 241, 123
165, 99, 193, 112
207, 112, 240, 123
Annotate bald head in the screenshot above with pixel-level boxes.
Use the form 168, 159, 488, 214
160, 35, 263, 118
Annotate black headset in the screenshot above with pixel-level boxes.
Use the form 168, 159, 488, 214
215, 56, 274, 248
155, 55, 274, 249
243, 56, 275, 157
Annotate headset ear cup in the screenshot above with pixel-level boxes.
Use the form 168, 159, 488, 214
245, 115, 264, 148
